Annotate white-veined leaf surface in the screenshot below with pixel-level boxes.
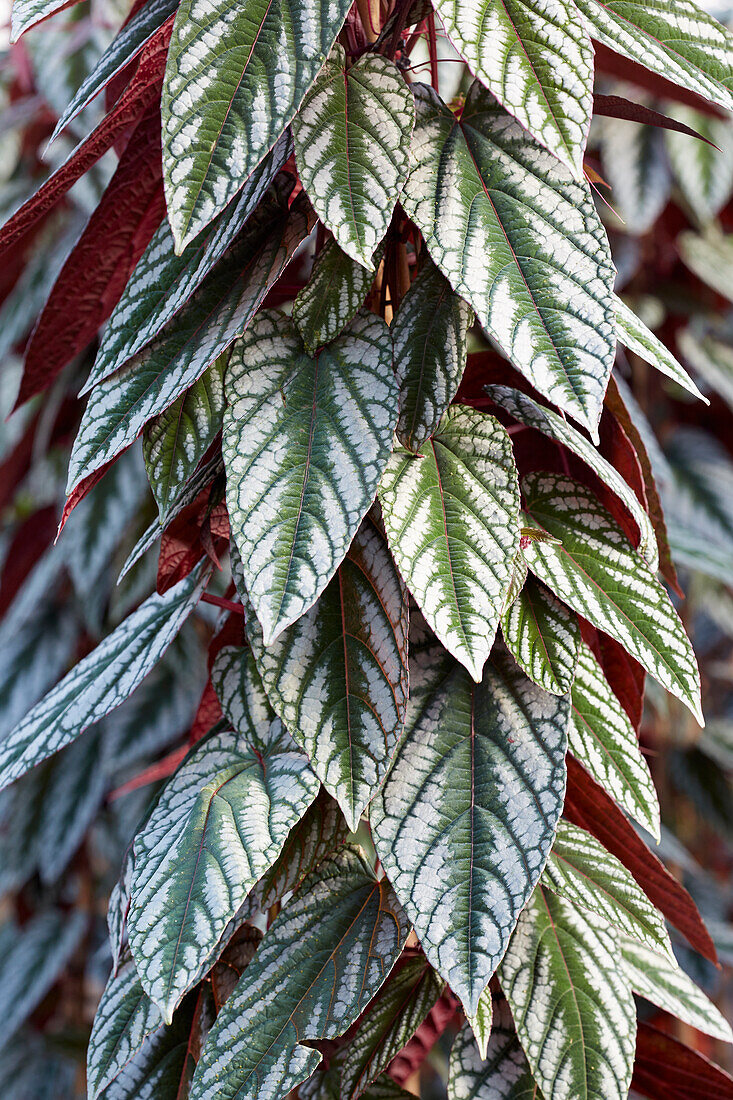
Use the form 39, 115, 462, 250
293, 46, 414, 269
402, 81, 616, 437
394, 258, 473, 452
614, 295, 706, 403
10, 0, 75, 41
677, 321, 733, 411
501, 575, 579, 695
568, 640, 660, 837
88, 134, 292, 389
371, 647, 569, 1017
224, 309, 397, 645
190, 848, 408, 1100
293, 237, 379, 354
67, 189, 313, 495
448, 996, 540, 1100
543, 821, 672, 956
522, 473, 703, 722
128, 653, 319, 1020
487, 382, 659, 566
620, 938, 733, 1041
243, 517, 409, 830
431, 0, 593, 177
498, 885, 635, 1100
666, 105, 733, 224
87, 956, 163, 1100
600, 107, 671, 235
162, 0, 351, 250
574, 0, 733, 113
379, 405, 519, 683
0, 565, 208, 792
679, 226, 733, 302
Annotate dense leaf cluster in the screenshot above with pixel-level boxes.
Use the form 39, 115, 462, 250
0, 0, 733, 1096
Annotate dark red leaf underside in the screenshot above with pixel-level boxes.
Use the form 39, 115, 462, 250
564, 755, 717, 963
157, 498, 229, 594
17, 106, 165, 408
0, 506, 57, 617
58, 454, 119, 534
388, 988, 460, 1087
593, 95, 717, 147
632, 1022, 733, 1100
593, 41, 727, 118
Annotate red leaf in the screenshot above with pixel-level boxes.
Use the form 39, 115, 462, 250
17, 107, 164, 408
109, 744, 188, 800
632, 1022, 733, 1100
188, 679, 223, 745
0, 18, 173, 258
58, 455, 119, 535
157, 497, 228, 595
594, 94, 718, 147
593, 41, 726, 119
388, 988, 461, 1087
0, 506, 57, 616
564, 756, 717, 964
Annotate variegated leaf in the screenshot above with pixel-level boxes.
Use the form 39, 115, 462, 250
162, 0, 351, 250
293, 46, 414, 269
87, 956, 163, 1100
614, 295, 706, 403
293, 237, 379, 355
543, 821, 672, 956
501, 575, 579, 696
448, 996, 541, 1100
10, 0, 75, 41
487, 383, 659, 566
600, 106, 671, 235
569, 641, 660, 838
339, 957, 443, 1099
142, 355, 226, 519
677, 321, 733, 411
379, 405, 520, 683
402, 81, 616, 437
371, 647, 569, 1017
190, 849, 408, 1100
521, 473, 703, 723
394, 258, 473, 453
679, 226, 733, 302
498, 885, 636, 1100
431, 0, 593, 177
666, 105, 733, 224
224, 309, 397, 645
620, 938, 733, 1042
128, 653, 319, 1020
502, 550, 529, 614
87, 133, 292, 390
575, 0, 733, 114
67, 189, 313, 495
242, 517, 409, 830
0, 566, 208, 792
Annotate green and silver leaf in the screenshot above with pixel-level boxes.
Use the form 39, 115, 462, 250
568, 641, 660, 837
600, 107, 671, 235
293, 237, 379, 354
394, 258, 473, 453
448, 995, 541, 1100
190, 848, 408, 1100
293, 45, 414, 269
614, 295, 706, 403
666, 105, 733, 224
128, 653, 319, 1020
522, 473, 703, 723
501, 575, 579, 696
679, 226, 733, 302
402, 81, 616, 437
431, 0, 593, 177
87, 956, 163, 1100
162, 0, 351, 249
372, 647, 569, 1018
224, 309, 397, 645
243, 516, 409, 831
498, 886, 635, 1100
379, 405, 519, 683
677, 321, 733, 411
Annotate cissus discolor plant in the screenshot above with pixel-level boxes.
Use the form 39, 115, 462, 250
0, 0, 733, 1096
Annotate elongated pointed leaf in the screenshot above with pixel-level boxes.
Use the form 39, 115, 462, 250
128, 654, 319, 1020
224, 309, 397, 645
394, 259, 473, 453
666, 105, 733, 223
379, 405, 519, 682
293, 237, 379, 354
501, 575, 579, 696
190, 849, 408, 1100
0, 565, 208, 792
568, 640, 660, 837
448, 996, 540, 1100
633, 1021, 733, 1100
575, 0, 733, 114
10, 0, 81, 41
402, 81, 615, 437
614, 295, 706, 403
243, 517, 409, 830
67, 189, 313, 495
162, 0, 352, 250
372, 647, 569, 1017
521, 473, 702, 722
87, 957, 163, 1100
142, 356, 226, 519
498, 885, 636, 1100
543, 821, 671, 956
487, 383, 659, 566
620, 938, 733, 1042
88, 133, 292, 390
431, 0, 593, 177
